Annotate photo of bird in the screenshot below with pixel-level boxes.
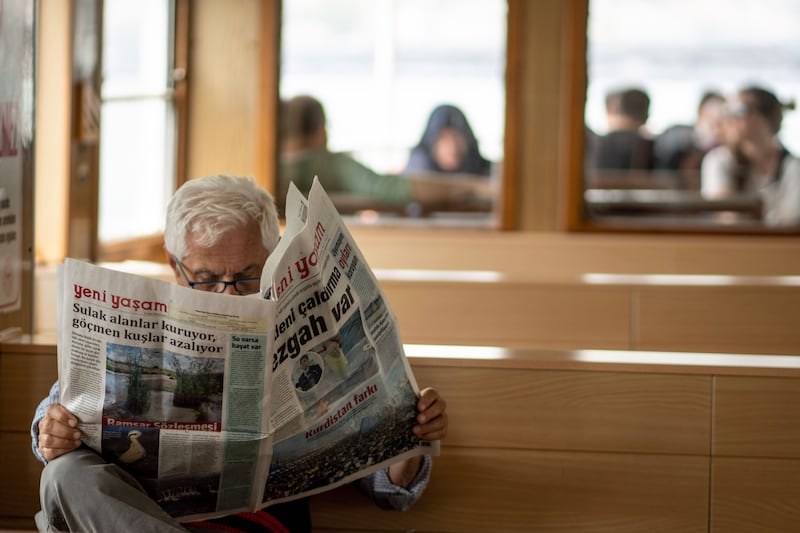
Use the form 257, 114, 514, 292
118, 429, 146, 463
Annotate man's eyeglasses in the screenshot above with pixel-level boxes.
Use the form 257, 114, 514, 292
173, 257, 261, 295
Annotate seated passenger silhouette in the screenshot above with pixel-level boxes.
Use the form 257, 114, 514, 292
654, 91, 725, 175
279, 95, 413, 211
592, 87, 654, 171
404, 104, 492, 177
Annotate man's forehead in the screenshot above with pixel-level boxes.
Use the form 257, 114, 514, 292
182, 240, 268, 273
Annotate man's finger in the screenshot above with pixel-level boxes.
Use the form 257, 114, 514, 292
45, 404, 79, 427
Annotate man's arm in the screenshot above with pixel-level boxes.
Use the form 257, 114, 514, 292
31, 381, 81, 464
701, 146, 736, 198
358, 455, 432, 511
359, 388, 447, 511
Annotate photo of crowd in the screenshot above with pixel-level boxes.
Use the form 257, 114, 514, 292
263, 390, 424, 502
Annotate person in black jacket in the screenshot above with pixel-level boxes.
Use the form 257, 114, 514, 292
295, 354, 323, 391
592, 87, 654, 171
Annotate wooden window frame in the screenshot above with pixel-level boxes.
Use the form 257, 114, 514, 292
271, 0, 521, 231
563, 0, 800, 236
96, 0, 190, 263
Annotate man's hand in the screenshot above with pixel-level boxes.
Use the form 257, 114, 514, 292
412, 387, 447, 440
388, 387, 448, 487
37, 404, 82, 461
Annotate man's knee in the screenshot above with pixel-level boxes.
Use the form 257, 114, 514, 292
40, 449, 144, 531
39, 449, 185, 533
41, 449, 105, 496
38, 453, 96, 532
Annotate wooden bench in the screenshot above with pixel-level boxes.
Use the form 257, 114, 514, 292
375, 271, 800, 355
3, 339, 800, 531
313, 345, 800, 532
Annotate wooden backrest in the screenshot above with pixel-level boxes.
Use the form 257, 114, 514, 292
316, 346, 800, 533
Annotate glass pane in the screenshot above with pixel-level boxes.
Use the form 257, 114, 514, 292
101, 0, 170, 98
99, 99, 174, 241
280, 0, 506, 225
584, 0, 800, 230
99, 0, 174, 244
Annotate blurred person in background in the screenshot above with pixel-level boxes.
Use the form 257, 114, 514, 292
591, 87, 655, 171
404, 104, 493, 177
701, 86, 800, 226
654, 90, 726, 176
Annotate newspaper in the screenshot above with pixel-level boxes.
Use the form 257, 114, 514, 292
57, 179, 437, 522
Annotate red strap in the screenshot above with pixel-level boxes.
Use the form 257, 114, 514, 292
242, 511, 292, 533
185, 510, 291, 533
182, 520, 243, 532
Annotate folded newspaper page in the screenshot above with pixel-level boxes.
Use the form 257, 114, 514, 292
57, 179, 437, 522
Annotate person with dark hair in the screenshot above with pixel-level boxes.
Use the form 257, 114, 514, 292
404, 104, 493, 176
592, 87, 655, 171
701, 86, 800, 226
278, 95, 492, 215
654, 91, 725, 174
279, 95, 412, 209
280, 95, 328, 155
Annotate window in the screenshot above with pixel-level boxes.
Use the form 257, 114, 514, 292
98, 0, 183, 247
579, 0, 800, 232
280, 0, 507, 226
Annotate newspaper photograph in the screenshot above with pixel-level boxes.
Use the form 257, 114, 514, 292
57, 179, 437, 522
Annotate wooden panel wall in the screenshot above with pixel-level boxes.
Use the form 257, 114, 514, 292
313, 352, 800, 533
313, 363, 713, 533
710, 376, 800, 532
636, 287, 800, 354
0, 343, 58, 529
415, 366, 710, 454
382, 281, 631, 350
314, 450, 709, 533
348, 230, 800, 278
187, 0, 263, 180
378, 278, 800, 355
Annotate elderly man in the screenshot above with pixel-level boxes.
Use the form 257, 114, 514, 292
32, 175, 448, 533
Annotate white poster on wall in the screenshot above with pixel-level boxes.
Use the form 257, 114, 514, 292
0, 0, 32, 313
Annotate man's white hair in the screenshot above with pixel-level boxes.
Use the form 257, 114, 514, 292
164, 175, 280, 260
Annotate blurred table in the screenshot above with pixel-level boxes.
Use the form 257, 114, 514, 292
585, 189, 763, 220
